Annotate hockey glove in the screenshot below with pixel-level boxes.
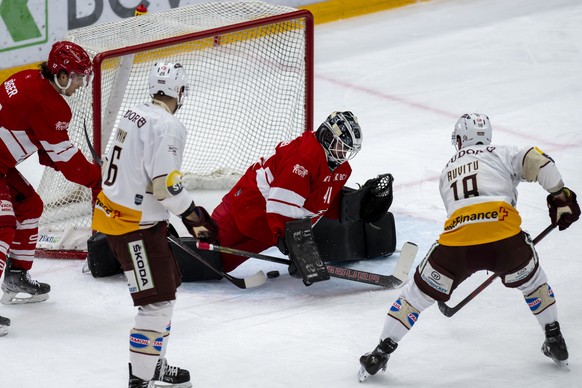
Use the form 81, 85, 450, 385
360, 173, 394, 223
182, 206, 219, 243
547, 187, 580, 231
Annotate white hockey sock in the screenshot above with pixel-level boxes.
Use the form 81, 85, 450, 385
131, 300, 175, 380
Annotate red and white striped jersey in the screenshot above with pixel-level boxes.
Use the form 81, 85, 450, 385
0, 69, 100, 187
220, 130, 352, 246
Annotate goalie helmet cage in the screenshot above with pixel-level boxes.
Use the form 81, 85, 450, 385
35, 2, 314, 259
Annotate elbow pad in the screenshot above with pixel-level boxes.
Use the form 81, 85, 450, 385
153, 170, 193, 216
522, 147, 551, 182
522, 147, 563, 193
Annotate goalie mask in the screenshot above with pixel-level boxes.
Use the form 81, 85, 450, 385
316, 111, 363, 170
149, 62, 190, 111
452, 113, 492, 150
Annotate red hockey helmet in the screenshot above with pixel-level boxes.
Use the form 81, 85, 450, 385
47, 41, 93, 78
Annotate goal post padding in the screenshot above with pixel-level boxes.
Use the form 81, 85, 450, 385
35, 2, 314, 258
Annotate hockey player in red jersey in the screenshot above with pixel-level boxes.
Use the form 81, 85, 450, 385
0, 41, 101, 320
358, 114, 580, 382
212, 111, 362, 274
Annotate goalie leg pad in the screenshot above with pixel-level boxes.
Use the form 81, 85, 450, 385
169, 236, 223, 281
86, 232, 123, 278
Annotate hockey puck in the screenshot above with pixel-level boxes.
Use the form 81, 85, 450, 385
267, 270, 280, 279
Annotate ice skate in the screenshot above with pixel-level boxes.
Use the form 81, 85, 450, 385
1, 264, 50, 305
0, 314, 10, 336
358, 338, 398, 382
152, 358, 192, 387
541, 321, 568, 368
129, 364, 154, 388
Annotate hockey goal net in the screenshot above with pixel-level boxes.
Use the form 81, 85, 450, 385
35, 2, 313, 258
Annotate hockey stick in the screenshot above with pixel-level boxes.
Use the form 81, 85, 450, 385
196, 241, 418, 289
83, 119, 103, 166
437, 224, 556, 317
167, 235, 266, 289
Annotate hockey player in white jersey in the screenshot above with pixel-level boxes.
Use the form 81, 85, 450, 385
359, 113, 580, 382
93, 62, 217, 388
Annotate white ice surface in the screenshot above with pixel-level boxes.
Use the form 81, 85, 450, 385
5, 0, 582, 386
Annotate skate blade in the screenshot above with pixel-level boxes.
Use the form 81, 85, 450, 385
552, 359, 569, 369
358, 366, 370, 383
0, 327, 8, 337
152, 381, 192, 388
1, 291, 49, 305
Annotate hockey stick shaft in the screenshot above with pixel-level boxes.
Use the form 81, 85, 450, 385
83, 119, 103, 166
437, 224, 556, 317
167, 235, 266, 289
196, 242, 418, 289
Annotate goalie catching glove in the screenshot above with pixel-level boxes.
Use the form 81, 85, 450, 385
547, 187, 580, 231
181, 203, 219, 243
360, 173, 394, 223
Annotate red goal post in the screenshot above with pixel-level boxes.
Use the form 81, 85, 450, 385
35, 2, 314, 259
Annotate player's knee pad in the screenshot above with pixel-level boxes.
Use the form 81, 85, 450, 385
387, 297, 420, 330
524, 283, 556, 315
129, 328, 164, 357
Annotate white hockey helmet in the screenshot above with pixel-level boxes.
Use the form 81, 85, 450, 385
148, 62, 189, 110
316, 111, 362, 169
452, 113, 492, 150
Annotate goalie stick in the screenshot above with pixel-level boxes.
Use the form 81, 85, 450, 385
167, 235, 266, 289
437, 224, 555, 318
196, 241, 418, 289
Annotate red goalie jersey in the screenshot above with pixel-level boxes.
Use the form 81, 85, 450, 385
0, 69, 100, 187
213, 130, 352, 271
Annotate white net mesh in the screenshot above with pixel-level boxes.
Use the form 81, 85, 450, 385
36, 2, 312, 255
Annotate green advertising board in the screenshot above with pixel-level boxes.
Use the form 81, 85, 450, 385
0, 0, 48, 52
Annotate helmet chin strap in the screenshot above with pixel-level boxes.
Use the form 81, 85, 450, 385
54, 74, 72, 94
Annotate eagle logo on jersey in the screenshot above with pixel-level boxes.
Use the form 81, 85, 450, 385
293, 164, 308, 178
55, 121, 69, 131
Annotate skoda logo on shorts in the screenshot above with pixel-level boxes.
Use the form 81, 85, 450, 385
431, 271, 441, 281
